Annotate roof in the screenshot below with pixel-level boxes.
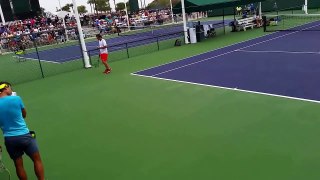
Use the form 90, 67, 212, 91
173, 0, 265, 13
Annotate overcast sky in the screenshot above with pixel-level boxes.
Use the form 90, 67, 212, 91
39, 0, 154, 13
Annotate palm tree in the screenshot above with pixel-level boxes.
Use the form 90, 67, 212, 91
87, 0, 93, 13
87, 0, 98, 15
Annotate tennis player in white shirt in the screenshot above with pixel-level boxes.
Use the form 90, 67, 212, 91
96, 34, 112, 74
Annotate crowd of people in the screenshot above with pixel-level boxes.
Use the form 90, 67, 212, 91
0, 15, 81, 52
92, 9, 174, 34
0, 8, 211, 54
0, 8, 177, 53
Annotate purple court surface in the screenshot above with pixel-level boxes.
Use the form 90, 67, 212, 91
133, 21, 320, 103
21, 20, 228, 63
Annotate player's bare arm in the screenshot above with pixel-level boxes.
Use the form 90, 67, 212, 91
22, 108, 27, 118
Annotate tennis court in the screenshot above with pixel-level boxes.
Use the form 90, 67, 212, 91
18, 21, 230, 63
133, 18, 320, 103
3, 13, 320, 180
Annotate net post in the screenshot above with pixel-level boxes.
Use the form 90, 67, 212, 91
88, 50, 92, 66
72, 0, 91, 69
156, 37, 160, 51
262, 16, 267, 32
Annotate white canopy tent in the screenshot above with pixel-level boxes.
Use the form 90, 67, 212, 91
55, 11, 75, 19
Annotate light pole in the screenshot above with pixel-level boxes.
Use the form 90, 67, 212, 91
259, 2, 262, 16
304, 0, 308, 14
169, 0, 174, 23
181, 0, 189, 44
72, 0, 91, 68
124, 0, 130, 28
0, 3, 5, 25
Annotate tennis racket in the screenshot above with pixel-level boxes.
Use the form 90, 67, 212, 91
0, 145, 11, 180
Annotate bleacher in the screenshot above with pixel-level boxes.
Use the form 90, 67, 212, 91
235, 17, 256, 31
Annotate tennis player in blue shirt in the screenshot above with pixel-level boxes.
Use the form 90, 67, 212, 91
0, 82, 45, 180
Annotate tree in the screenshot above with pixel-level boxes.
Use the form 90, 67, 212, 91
78, 5, 88, 13
40, 7, 45, 16
87, 0, 96, 14
116, 2, 125, 11
126, 2, 130, 11
95, 0, 111, 13
61, 3, 73, 12
113, 0, 116, 11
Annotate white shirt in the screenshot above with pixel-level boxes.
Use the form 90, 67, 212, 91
99, 39, 108, 54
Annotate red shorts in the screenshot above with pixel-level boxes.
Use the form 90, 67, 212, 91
100, 53, 108, 62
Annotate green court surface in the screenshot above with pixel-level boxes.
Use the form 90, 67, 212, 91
1, 25, 320, 180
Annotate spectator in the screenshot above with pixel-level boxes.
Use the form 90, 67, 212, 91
236, 7, 242, 16
250, 4, 255, 15
242, 10, 248, 19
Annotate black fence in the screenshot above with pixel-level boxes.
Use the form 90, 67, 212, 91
88, 31, 185, 67
0, 29, 185, 85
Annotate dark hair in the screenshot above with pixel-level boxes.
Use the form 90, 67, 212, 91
96, 34, 102, 38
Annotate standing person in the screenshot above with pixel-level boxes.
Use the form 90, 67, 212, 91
96, 34, 112, 74
0, 82, 45, 180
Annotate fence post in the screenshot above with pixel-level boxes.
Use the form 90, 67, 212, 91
125, 43, 129, 58
157, 37, 160, 51
262, 16, 267, 32
223, 8, 226, 35
34, 42, 45, 78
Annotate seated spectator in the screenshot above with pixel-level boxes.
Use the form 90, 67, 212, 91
206, 28, 216, 38
254, 14, 262, 27
242, 11, 248, 19
229, 21, 238, 32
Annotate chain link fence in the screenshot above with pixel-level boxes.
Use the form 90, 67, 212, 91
0, 27, 86, 84
0, 24, 187, 85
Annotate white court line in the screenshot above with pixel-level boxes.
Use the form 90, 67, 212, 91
131, 23, 320, 103
13, 56, 61, 64
19, 54, 83, 64
149, 23, 320, 77
132, 28, 283, 74
131, 73, 320, 104
236, 49, 320, 55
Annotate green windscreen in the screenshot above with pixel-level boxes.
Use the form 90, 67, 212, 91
12, 0, 31, 13
129, 0, 139, 13
264, 14, 320, 32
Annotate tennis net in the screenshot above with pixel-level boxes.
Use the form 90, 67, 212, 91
118, 23, 183, 37
263, 14, 320, 32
